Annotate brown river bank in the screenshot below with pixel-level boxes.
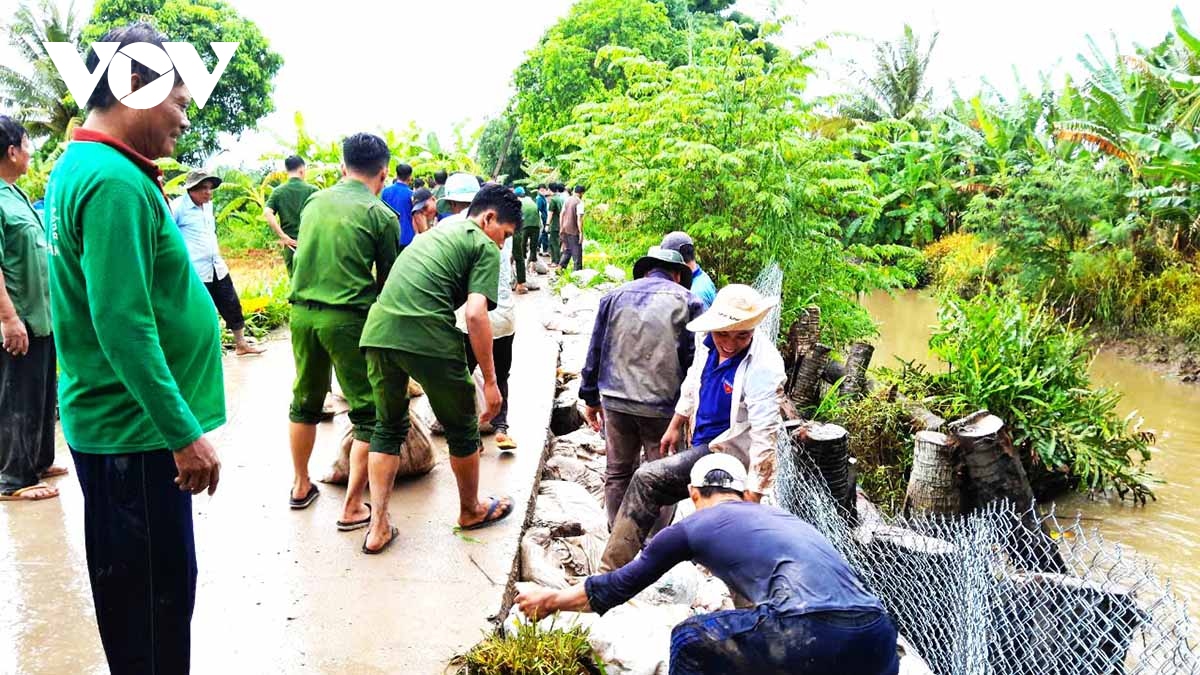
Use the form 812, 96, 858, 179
862, 290, 1200, 609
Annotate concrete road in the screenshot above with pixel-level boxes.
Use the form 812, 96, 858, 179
0, 292, 558, 675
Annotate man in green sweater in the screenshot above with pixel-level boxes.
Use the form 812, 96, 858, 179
513, 186, 541, 293
358, 183, 521, 554
43, 23, 223, 675
287, 133, 399, 531
264, 155, 318, 277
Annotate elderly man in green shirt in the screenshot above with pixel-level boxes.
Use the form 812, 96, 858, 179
0, 116, 67, 502
287, 133, 399, 533
265, 155, 318, 277
358, 182, 522, 554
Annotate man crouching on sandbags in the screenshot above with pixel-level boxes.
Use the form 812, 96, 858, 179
516, 454, 900, 674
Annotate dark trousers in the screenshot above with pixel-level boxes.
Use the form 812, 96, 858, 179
539, 227, 549, 254
465, 333, 514, 432
670, 606, 900, 675
512, 228, 539, 284
602, 444, 731, 571
549, 227, 560, 263
559, 233, 583, 271
72, 449, 197, 675
204, 272, 246, 332
601, 408, 674, 529
0, 331, 57, 493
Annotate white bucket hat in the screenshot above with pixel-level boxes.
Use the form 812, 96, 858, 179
689, 453, 748, 492
686, 284, 778, 333
443, 172, 480, 204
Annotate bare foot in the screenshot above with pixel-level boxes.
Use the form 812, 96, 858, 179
0, 483, 59, 501
39, 465, 69, 479
339, 501, 370, 524
291, 479, 313, 501
236, 341, 266, 356
515, 283, 528, 295
458, 496, 513, 529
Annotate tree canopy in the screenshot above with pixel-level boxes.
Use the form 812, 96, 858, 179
85, 0, 283, 163
0, 0, 85, 141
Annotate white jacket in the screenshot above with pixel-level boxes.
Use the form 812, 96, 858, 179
675, 332, 787, 494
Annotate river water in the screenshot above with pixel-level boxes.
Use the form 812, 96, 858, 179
862, 290, 1200, 608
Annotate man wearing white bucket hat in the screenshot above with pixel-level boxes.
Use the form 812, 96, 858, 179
437, 172, 480, 225
599, 284, 788, 572
516, 452, 899, 674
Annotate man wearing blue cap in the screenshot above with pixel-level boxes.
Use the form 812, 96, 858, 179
516, 453, 900, 674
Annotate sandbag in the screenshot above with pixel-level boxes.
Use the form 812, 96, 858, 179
535, 480, 608, 536
327, 411, 436, 484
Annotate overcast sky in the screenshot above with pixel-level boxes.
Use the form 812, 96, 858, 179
0, 0, 1190, 167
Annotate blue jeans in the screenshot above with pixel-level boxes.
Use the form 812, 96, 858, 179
670, 606, 899, 675
72, 449, 197, 675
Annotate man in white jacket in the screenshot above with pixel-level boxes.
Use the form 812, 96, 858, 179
600, 284, 786, 572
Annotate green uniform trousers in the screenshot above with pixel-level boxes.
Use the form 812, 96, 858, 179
365, 347, 480, 458
288, 304, 375, 440
512, 226, 539, 284
549, 226, 560, 263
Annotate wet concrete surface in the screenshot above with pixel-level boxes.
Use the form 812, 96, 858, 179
0, 292, 558, 675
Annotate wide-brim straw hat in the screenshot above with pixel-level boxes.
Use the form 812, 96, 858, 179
632, 246, 693, 289
182, 169, 222, 191
686, 284, 777, 333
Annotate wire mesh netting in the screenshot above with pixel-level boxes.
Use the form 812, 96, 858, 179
750, 264, 1200, 674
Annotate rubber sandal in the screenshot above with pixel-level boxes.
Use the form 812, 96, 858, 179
458, 496, 514, 531
362, 526, 399, 555
289, 483, 320, 509
0, 483, 59, 501
337, 504, 372, 532
38, 466, 69, 479
495, 433, 518, 451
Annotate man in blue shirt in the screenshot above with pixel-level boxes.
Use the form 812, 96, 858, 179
661, 231, 717, 309
172, 170, 264, 355
380, 163, 415, 250
517, 454, 899, 675
600, 285, 784, 572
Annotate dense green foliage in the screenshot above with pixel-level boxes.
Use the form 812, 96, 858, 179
555, 25, 914, 343
477, 114, 526, 182
841, 25, 938, 123
85, 0, 283, 163
886, 287, 1154, 501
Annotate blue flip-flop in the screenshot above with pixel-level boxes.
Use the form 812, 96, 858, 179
458, 496, 514, 531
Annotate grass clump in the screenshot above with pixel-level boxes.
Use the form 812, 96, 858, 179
449, 621, 605, 675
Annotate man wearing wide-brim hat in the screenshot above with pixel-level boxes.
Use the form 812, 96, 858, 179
599, 283, 788, 572
579, 245, 706, 531
171, 168, 264, 355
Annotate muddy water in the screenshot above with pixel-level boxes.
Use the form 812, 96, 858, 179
862, 290, 1200, 607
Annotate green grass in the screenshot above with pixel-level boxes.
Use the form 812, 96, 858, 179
449, 620, 605, 675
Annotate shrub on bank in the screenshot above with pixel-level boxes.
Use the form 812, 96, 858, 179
450, 621, 604, 675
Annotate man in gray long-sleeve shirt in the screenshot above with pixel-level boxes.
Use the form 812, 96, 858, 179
579, 246, 705, 528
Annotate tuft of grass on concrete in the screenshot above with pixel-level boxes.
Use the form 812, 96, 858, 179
448, 620, 606, 675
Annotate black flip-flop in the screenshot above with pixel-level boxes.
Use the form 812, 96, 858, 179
458, 496, 514, 531
289, 483, 320, 510
362, 526, 399, 555
337, 504, 372, 532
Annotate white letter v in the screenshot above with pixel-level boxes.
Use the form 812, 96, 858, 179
43, 42, 119, 106
164, 42, 239, 109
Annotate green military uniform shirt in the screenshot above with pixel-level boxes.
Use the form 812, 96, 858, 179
360, 218, 500, 363
290, 178, 401, 311
549, 193, 565, 230
0, 180, 50, 337
520, 195, 541, 230
266, 176, 318, 239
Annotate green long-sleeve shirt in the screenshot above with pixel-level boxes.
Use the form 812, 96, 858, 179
45, 135, 225, 453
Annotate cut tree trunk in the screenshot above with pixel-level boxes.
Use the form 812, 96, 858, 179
784, 306, 822, 388
790, 344, 831, 414
948, 410, 1066, 573
903, 431, 961, 517
795, 421, 856, 522
838, 342, 875, 400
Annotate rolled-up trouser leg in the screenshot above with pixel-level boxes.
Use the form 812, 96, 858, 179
601, 444, 711, 571
602, 409, 672, 529
204, 272, 246, 332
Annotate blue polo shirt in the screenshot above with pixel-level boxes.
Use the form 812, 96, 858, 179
691, 266, 717, 308
380, 181, 415, 246
692, 334, 748, 446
